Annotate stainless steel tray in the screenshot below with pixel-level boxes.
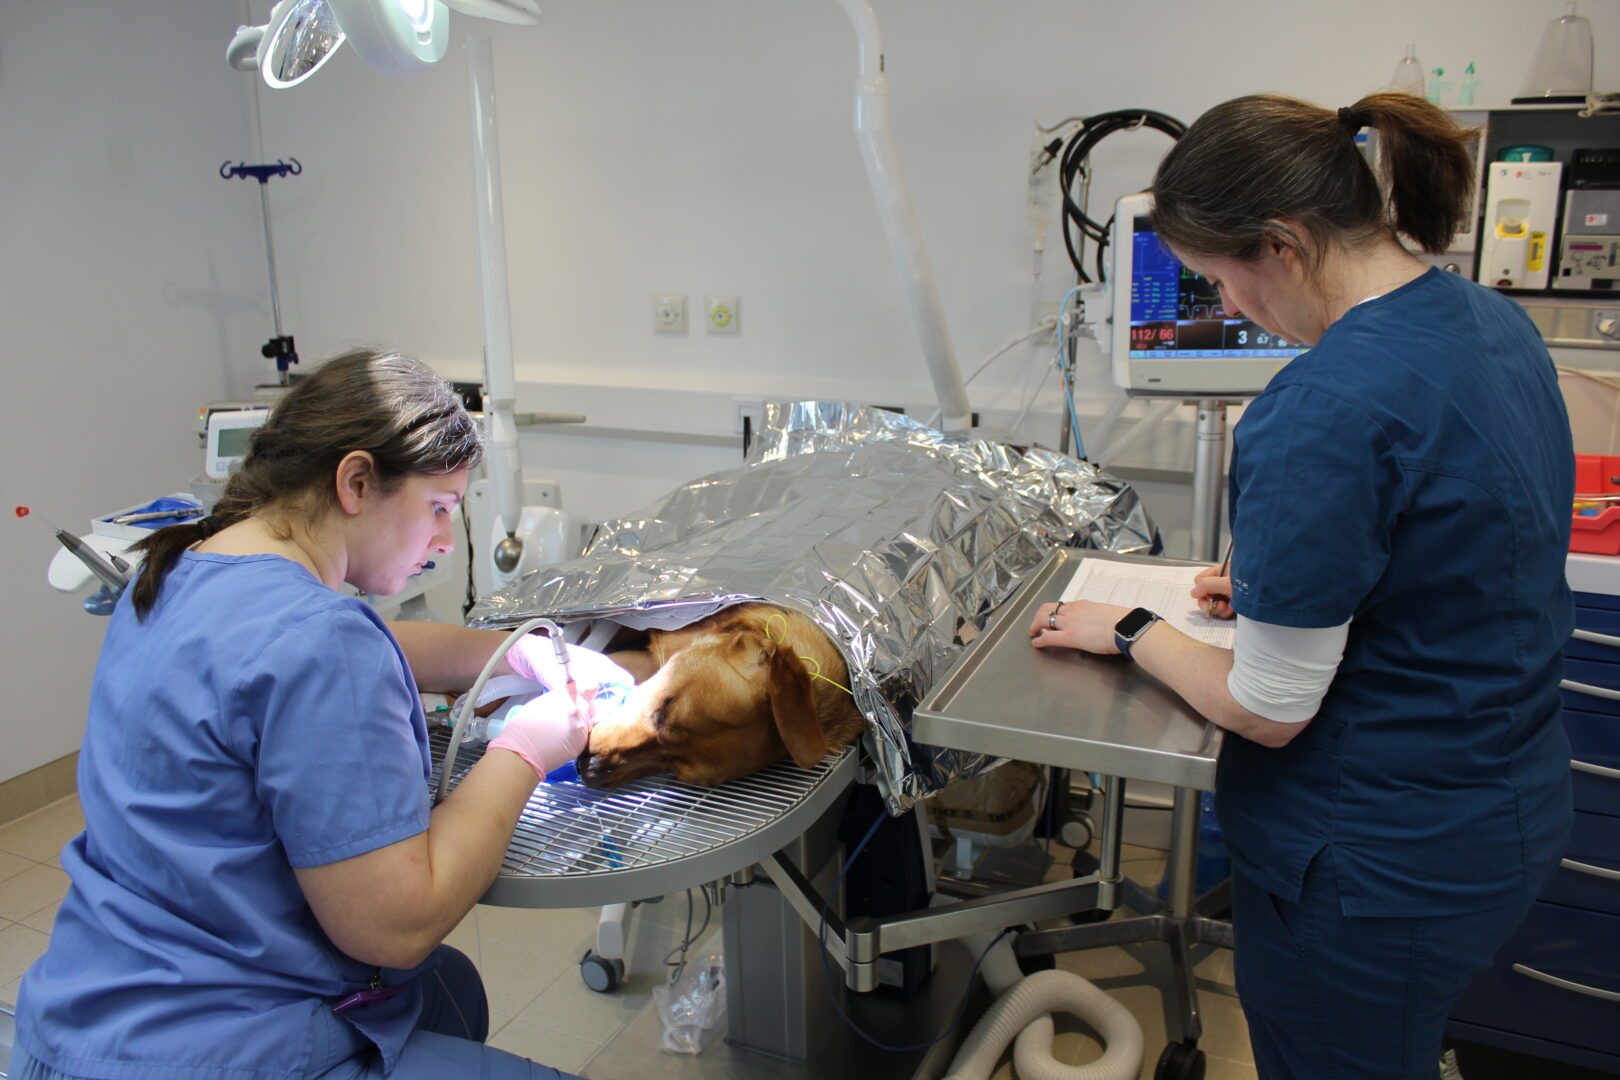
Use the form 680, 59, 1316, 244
912, 548, 1222, 790
429, 730, 857, 908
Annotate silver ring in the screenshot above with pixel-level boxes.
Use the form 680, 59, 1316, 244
1047, 606, 1061, 631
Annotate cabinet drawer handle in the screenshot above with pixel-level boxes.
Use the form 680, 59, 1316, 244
1573, 759, 1620, 780
1562, 679, 1620, 702
1562, 857, 1620, 882
1573, 629, 1620, 650
1513, 963, 1620, 1003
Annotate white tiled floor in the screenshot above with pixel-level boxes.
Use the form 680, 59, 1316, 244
0, 797, 1258, 1080
0, 798, 78, 1010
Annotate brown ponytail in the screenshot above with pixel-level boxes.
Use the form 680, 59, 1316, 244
128, 350, 483, 619
1149, 92, 1478, 266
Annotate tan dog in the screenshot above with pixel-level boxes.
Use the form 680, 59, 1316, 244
579, 603, 866, 788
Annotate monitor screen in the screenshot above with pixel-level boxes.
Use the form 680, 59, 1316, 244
1128, 216, 1303, 360
215, 425, 255, 459
1110, 193, 1305, 396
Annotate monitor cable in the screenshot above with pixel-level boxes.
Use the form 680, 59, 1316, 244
1057, 110, 1187, 284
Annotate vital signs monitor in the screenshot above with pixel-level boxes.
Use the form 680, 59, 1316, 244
1109, 192, 1306, 395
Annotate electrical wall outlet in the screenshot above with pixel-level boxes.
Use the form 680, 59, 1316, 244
734, 398, 764, 436
653, 294, 687, 333
706, 295, 740, 334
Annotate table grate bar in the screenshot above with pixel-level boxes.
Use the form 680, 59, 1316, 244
429, 730, 847, 882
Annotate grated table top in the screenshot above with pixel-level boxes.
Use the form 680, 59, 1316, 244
429, 729, 857, 908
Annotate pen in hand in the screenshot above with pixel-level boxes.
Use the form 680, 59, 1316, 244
1205, 539, 1233, 618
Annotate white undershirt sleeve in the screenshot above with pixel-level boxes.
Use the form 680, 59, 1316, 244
1226, 615, 1351, 724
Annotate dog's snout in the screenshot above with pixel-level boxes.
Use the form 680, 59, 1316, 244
577, 748, 610, 788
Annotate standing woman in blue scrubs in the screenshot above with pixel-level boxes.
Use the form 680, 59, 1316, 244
1031, 93, 1573, 1079
13, 351, 613, 1079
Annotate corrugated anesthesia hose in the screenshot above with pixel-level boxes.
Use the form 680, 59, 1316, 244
943, 933, 1143, 1080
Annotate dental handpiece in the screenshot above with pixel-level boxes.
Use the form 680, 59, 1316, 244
55, 530, 130, 592
550, 631, 578, 703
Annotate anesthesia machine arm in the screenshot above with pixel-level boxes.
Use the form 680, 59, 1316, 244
835, 0, 972, 435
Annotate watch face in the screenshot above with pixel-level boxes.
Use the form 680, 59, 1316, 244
1115, 607, 1157, 638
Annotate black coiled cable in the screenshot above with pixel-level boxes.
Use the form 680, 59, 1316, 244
1058, 109, 1187, 283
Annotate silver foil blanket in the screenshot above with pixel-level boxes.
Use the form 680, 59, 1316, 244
468, 401, 1158, 813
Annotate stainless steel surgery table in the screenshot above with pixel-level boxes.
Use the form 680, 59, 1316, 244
912, 546, 1234, 1060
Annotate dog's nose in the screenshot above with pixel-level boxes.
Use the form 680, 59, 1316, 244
576, 748, 608, 789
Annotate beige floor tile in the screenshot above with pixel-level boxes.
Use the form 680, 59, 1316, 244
513, 959, 650, 1044
1, 975, 20, 1006
0, 924, 50, 987
1055, 942, 1151, 983
463, 909, 600, 1019
467, 903, 601, 950
0, 800, 83, 866
0, 865, 70, 924
1193, 943, 1236, 992
476, 949, 574, 1020
0, 850, 34, 886
1194, 986, 1253, 1065
487, 1017, 603, 1074
21, 902, 61, 936
1206, 1052, 1260, 1080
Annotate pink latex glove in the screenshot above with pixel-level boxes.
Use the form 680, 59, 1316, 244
505, 636, 633, 695
488, 687, 600, 778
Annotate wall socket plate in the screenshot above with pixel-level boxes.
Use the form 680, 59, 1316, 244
653, 294, 687, 334
706, 295, 740, 334
734, 398, 764, 436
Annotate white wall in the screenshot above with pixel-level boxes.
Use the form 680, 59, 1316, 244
1, 3, 267, 783
243, 0, 1620, 515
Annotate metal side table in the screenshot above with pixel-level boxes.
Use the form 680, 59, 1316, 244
913, 546, 1233, 1080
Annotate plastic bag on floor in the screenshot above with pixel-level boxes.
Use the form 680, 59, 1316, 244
653, 952, 725, 1054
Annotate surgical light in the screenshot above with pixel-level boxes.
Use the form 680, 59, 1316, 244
227, 0, 540, 89
260, 0, 346, 90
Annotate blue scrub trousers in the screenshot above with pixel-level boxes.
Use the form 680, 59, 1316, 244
9, 947, 582, 1080
1231, 848, 1533, 1080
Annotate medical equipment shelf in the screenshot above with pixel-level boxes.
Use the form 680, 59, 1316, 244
914, 548, 1223, 789
428, 730, 857, 909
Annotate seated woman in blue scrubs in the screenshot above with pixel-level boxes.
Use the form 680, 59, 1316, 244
1031, 94, 1573, 1079
12, 350, 621, 1080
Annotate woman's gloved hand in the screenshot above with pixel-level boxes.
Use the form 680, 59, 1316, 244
488, 687, 599, 778
504, 636, 633, 694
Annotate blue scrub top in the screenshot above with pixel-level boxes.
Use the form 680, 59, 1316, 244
17, 552, 435, 1080
1220, 268, 1574, 917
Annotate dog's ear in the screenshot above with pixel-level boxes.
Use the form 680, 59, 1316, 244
766, 646, 829, 768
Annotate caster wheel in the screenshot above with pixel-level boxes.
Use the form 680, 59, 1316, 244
1060, 815, 1094, 850
1154, 1041, 1206, 1080
580, 950, 625, 994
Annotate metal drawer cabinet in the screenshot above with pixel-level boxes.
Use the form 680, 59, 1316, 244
1561, 706, 1620, 818
1540, 810, 1620, 917
1567, 603, 1620, 663
1563, 657, 1620, 717
1449, 901, 1620, 1060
